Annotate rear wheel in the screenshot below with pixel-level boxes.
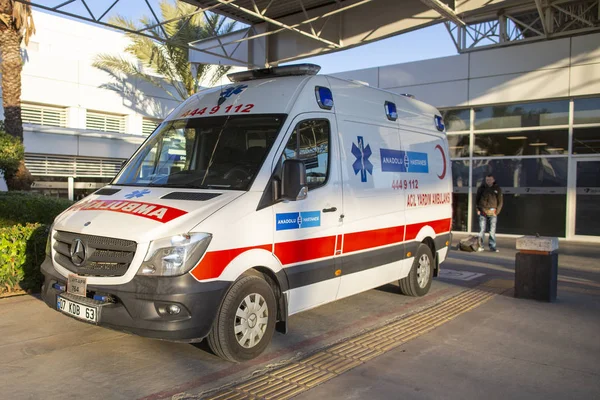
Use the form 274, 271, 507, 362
207, 274, 276, 362
399, 244, 434, 297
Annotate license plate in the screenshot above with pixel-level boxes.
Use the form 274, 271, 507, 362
67, 274, 87, 297
57, 296, 98, 323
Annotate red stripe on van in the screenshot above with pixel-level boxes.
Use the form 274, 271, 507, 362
274, 236, 337, 265
189, 218, 452, 280
405, 218, 452, 241
190, 244, 272, 281
343, 226, 405, 254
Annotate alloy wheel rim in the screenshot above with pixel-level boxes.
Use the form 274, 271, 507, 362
234, 293, 269, 348
417, 254, 431, 289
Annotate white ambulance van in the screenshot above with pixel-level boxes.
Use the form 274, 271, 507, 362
41, 64, 452, 362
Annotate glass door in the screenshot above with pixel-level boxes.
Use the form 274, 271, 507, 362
574, 159, 600, 237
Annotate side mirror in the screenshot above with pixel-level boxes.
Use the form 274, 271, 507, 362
281, 159, 308, 201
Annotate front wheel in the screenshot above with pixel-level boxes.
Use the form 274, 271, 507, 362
207, 274, 277, 362
399, 244, 434, 297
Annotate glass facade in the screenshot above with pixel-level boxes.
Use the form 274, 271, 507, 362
443, 97, 600, 239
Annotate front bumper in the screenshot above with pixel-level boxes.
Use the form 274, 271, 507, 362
40, 256, 230, 342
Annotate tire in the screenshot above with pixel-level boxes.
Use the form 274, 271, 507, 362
207, 274, 277, 362
399, 244, 434, 297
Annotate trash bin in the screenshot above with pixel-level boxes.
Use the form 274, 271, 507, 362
514, 236, 558, 302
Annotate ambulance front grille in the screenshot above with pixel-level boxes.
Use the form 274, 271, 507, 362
53, 231, 137, 277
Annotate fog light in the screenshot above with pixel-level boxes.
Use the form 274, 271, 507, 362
141, 266, 156, 275
167, 305, 181, 315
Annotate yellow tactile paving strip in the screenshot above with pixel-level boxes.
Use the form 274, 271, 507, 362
205, 285, 503, 400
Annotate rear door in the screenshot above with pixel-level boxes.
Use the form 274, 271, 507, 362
272, 114, 343, 315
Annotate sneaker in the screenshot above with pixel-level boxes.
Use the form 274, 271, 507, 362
490, 248, 499, 253
477, 247, 485, 252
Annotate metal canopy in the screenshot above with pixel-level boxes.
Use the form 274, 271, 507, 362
190, 0, 345, 25
186, 0, 464, 67
186, 0, 600, 67
16, 0, 600, 68
446, 0, 600, 53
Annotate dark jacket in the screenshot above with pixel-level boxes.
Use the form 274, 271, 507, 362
476, 183, 503, 215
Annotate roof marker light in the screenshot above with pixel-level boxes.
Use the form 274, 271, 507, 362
385, 101, 398, 121
315, 86, 334, 110
434, 115, 445, 132
228, 63, 321, 83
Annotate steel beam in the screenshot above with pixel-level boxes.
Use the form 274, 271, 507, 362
419, 0, 466, 26
213, 0, 342, 48
534, 0, 549, 36
552, 3, 595, 27
190, 0, 375, 54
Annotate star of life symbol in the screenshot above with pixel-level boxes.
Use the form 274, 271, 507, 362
125, 189, 151, 199
218, 84, 248, 105
351, 136, 373, 182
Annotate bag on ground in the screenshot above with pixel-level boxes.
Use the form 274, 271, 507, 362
458, 235, 481, 252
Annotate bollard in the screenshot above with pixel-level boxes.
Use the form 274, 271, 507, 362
514, 236, 558, 302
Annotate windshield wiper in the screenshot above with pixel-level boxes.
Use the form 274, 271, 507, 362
146, 182, 235, 190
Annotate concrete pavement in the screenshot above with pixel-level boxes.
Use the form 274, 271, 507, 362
1, 236, 599, 400
199, 236, 600, 399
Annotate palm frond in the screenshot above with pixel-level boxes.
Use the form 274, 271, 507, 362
0, 0, 37, 45
93, 54, 183, 101
93, 0, 238, 100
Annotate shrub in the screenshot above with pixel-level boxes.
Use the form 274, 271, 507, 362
0, 191, 72, 225
0, 223, 48, 295
0, 192, 72, 294
0, 130, 24, 179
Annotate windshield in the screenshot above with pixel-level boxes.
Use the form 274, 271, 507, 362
113, 115, 286, 190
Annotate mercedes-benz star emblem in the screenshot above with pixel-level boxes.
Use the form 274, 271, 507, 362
70, 239, 86, 267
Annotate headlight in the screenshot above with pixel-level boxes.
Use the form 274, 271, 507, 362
137, 233, 212, 276
45, 224, 54, 257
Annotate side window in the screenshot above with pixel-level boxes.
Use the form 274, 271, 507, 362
281, 119, 330, 190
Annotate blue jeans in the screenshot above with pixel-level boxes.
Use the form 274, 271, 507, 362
478, 214, 497, 250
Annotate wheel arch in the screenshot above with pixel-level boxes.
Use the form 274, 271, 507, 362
410, 225, 438, 277
218, 249, 289, 334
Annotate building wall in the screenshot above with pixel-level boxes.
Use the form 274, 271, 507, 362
0, 11, 240, 197
13, 11, 181, 132
333, 33, 600, 108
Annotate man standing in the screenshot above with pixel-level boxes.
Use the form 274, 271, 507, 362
476, 173, 503, 252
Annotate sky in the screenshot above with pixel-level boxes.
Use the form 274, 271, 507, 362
32, 0, 459, 74
291, 24, 458, 74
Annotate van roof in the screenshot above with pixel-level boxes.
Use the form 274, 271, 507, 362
168, 64, 442, 132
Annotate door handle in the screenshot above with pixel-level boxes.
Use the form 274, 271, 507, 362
322, 207, 337, 213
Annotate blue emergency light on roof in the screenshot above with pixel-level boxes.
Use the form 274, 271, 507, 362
315, 86, 334, 110
434, 115, 445, 132
227, 63, 321, 83
385, 101, 398, 121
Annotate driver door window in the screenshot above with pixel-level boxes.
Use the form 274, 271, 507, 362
281, 119, 330, 190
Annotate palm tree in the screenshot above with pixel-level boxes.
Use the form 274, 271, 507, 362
93, 0, 236, 103
0, 0, 35, 190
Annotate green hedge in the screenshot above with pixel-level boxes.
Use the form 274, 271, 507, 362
0, 191, 73, 226
0, 192, 72, 294
0, 223, 48, 294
